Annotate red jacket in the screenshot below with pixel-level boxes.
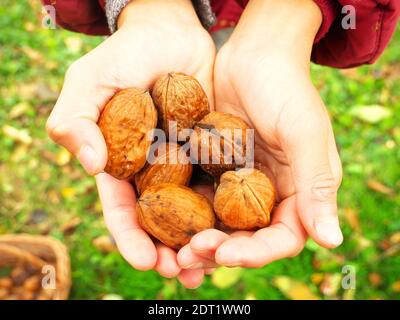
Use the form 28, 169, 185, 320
42, 0, 399, 68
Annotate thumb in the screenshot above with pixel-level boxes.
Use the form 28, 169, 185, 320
46, 61, 112, 175
283, 108, 343, 248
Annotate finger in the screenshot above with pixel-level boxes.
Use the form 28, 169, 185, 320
282, 93, 343, 248
205, 268, 216, 275
47, 60, 114, 175
177, 244, 218, 269
177, 269, 205, 289
154, 243, 181, 278
189, 229, 230, 259
215, 197, 307, 267
96, 173, 157, 270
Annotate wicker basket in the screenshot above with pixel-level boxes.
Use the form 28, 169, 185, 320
0, 234, 71, 300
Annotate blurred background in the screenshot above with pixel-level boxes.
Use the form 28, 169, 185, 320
0, 0, 399, 300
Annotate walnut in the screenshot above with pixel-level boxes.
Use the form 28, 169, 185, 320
137, 183, 215, 250
98, 88, 158, 180
189, 111, 251, 177
151, 72, 210, 138
213, 168, 276, 230
134, 142, 193, 195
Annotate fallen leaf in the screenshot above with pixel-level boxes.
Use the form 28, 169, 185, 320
61, 217, 81, 235
350, 105, 392, 124
389, 232, 400, 244
65, 37, 83, 53
367, 179, 395, 196
3, 125, 32, 144
392, 281, 400, 293
9, 102, 32, 119
21, 46, 43, 62
93, 235, 117, 253
24, 22, 36, 32
272, 276, 320, 300
311, 273, 324, 285
56, 148, 72, 166
344, 208, 361, 232
211, 267, 242, 289
382, 244, 400, 257
368, 273, 382, 287
61, 187, 76, 199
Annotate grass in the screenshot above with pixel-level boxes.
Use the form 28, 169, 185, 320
0, 0, 399, 300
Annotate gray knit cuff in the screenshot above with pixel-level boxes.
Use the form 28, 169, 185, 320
105, 0, 216, 34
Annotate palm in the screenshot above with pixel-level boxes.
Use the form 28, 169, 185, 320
178, 46, 342, 269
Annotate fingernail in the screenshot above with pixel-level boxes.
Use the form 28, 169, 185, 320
224, 262, 243, 268
315, 218, 343, 246
182, 262, 204, 270
77, 144, 99, 175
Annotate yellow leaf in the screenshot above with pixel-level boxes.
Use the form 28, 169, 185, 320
61, 187, 76, 199
392, 281, 400, 293
56, 148, 72, 166
24, 22, 36, 32
273, 276, 320, 300
350, 105, 392, 124
65, 37, 83, 53
311, 273, 324, 285
389, 232, 400, 244
3, 125, 32, 144
21, 46, 43, 62
211, 267, 242, 289
9, 102, 31, 119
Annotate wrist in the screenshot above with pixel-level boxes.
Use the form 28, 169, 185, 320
228, 0, 322, 67
118, 0, 202, 30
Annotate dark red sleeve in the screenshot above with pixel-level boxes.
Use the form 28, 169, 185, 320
236, 0, 400, 68
41, 0, 110, 36
312, 0, 400, 68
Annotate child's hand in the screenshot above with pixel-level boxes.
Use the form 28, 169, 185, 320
46, 0, 215, 288
178, 0, 343, 270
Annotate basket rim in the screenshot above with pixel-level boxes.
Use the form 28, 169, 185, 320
0, 234, 71, 300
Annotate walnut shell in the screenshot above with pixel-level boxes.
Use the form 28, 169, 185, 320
134, 142, 193, 195
98, 88, 157, 180
137, 183, 215, 250
152, 73, 210, 138
214, 168, 276, 230
190, 111, 251, 177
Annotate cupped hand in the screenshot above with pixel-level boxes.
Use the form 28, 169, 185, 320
46, 0, 215, 288
178, 0, 343, 270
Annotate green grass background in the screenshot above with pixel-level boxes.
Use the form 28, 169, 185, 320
0, 0, 399, 300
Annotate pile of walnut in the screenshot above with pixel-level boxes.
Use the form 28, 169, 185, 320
98, 72, 276, 250
0, 265, 50, 300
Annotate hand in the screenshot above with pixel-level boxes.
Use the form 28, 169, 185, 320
178, 0, 343, 270
46, 0, 215, 288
